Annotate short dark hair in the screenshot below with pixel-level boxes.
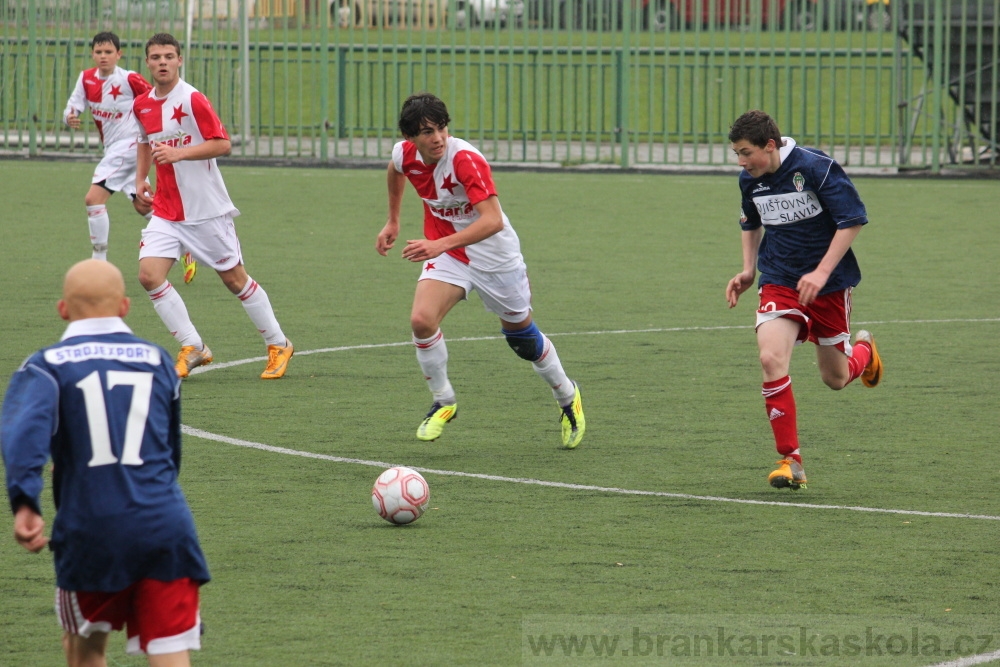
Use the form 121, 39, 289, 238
145, 32, 181, 57
728, 110, 783, 148
398, 93, 451, 138
90, 31, 121, 50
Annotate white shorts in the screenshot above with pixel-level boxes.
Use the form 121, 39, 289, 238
93, 140, 140, 197
140, 214, 243, 271
420, 252, 532, 323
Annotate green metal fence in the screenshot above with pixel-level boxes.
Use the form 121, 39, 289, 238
1, 0, 997, 171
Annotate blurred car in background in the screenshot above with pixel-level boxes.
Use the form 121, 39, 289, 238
453, 0, 524, 27
331, 0, 523, 28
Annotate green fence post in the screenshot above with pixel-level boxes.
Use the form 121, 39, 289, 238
620, 0, 631, 169
320, 1, 330, 161
27, 0, 38, 156
337, 45, 347, 140
930, 0, 944, 173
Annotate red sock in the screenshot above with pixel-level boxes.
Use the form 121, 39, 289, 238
847, 341, 873, 383
762, 376, 800, 463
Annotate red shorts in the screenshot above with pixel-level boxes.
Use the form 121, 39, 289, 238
55, 578, 202, 656
755, 284, 854, 352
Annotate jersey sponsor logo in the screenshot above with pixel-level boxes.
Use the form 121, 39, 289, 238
793, 172, 805, 192
45, 343, 162, 365
153, 132, 193, 148
409, 169, 424, 175
90, 107, 125, 121
429, 202, 474, 218
752, 183, 770, 193
752, 190, 822, 225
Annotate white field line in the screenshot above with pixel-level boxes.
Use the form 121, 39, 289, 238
189, 317, 1000, 374
181, 426, 1000, 522
927, 650, 1000, 667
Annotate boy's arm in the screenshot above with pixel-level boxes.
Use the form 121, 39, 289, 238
726, 226, 763, 308
2, 364, 57, 520
796, 224, 863, 306
135, 138, 154, 206
377, 161, 407, 256
150, 137, 231, 165
63, 71, 86, 128
401, 195, 504, 263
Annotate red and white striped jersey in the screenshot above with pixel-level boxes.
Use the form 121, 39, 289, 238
133, 79, 238, 223
63, 66, 151, 148
392, 136, 522, 273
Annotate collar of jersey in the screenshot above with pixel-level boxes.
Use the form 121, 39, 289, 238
61, 317, 132, 341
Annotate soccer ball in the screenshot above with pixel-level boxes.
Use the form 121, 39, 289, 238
371, 466, 430, 525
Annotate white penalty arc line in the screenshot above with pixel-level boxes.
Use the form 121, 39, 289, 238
928, 651, 1000, 667
182, 426, 1000, 522
189, 317, 1000, 374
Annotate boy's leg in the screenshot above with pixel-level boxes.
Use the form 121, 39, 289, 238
139, 225, 209, 379
756, 317, 808, 488
501, 316, 585, 448
411, 279, 465, 440
147, 652, 191, 667
217, 264, 293, 379
64, 631, 110, 667
84, 184, 113, 260
807, 289, 873, 389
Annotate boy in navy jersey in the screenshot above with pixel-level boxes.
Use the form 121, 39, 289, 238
725, 110, 883, 490
2, 260, 209, 666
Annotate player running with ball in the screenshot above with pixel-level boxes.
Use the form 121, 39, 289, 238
377, 93, 586, 449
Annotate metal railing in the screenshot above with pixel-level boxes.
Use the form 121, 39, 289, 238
1, 0, 996, 171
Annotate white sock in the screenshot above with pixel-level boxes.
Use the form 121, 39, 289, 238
87, 205, 110, 259
147, 282, 201, 347
531, 336, 575, 405
237, 277, 286, 347
414, 330, 455, 404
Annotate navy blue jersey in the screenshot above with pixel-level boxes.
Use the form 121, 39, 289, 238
738, 138, 868, 294
2, 318, 209, 592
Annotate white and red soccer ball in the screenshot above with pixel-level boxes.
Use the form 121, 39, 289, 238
372, 466, 430, 525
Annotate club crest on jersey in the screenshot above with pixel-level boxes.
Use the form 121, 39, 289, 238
441, 173, 458, 195
793, 172, 805, 192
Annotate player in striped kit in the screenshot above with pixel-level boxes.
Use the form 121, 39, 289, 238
2, 260, 209, 666
725, 110, 883, 490
133, 33, 292, 380
377, 93, 585, 449
63, 31, 197, 281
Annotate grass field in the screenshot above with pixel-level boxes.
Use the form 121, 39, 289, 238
0, 159, 998, 666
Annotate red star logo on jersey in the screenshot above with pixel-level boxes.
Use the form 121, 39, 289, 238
441, 173, 458, 195
424, 262, 436, 271
109, 84, 122, 100
171, 105, 188, 124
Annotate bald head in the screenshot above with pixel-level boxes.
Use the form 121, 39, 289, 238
58, 260, 130, 322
